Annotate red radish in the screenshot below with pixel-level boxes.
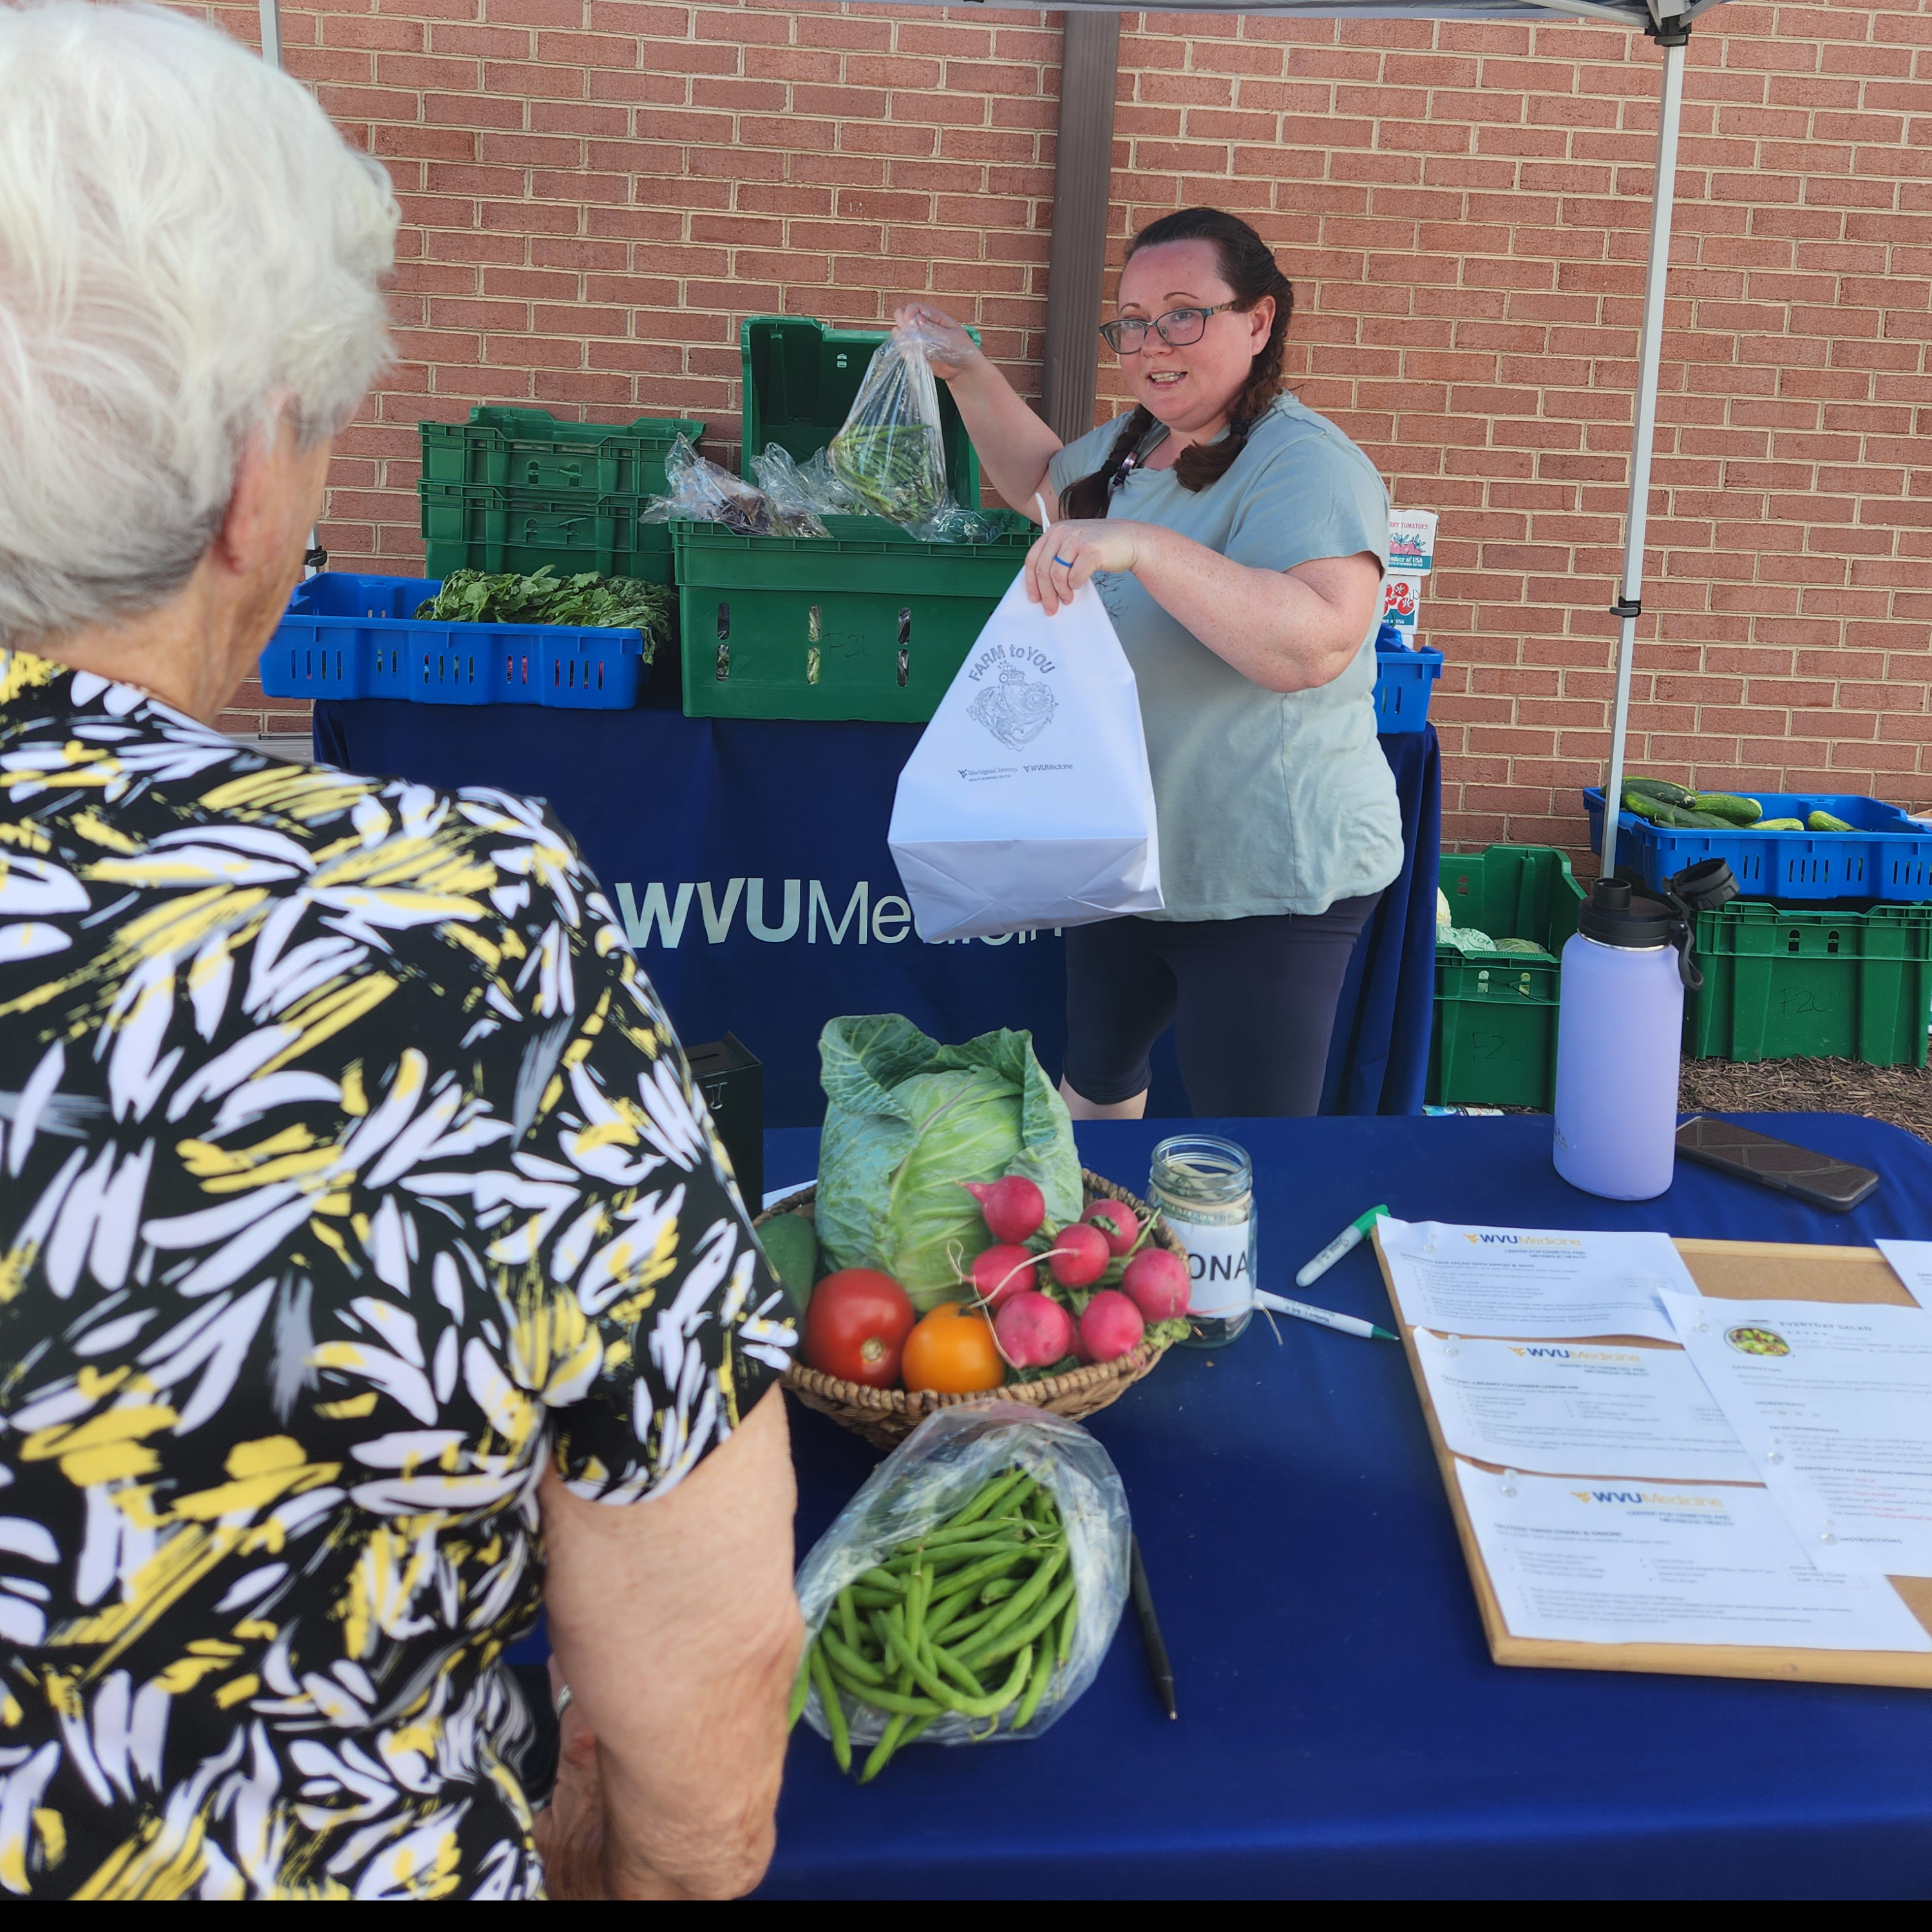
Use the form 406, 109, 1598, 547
994, 1291, 1075, 1368
1078, 1289, 1145, 1364
968, 1243, 1040, 1307
1084, 1198, 1140, 1256
1045, 1221, 1110, 1289
961, 1175, 1046, 1244
1121, 1246, 1191, 1323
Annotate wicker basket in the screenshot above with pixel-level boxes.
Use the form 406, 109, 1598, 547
762, 1167, 1179, 1450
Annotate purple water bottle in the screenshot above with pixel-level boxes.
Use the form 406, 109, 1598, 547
1553, 864, 1734, 1200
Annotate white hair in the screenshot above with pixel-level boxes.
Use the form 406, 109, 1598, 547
0, 1, 397, 645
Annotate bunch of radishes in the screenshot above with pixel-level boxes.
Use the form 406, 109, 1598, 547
957, 1174, 1193, 1376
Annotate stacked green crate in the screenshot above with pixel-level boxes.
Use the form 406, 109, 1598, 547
1684, 902, 1932, 1067
418, 407, 704, 584
674, 318, 1031, 723
1429, 846, 1586, 1110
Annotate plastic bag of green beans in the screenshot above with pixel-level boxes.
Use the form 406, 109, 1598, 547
790, 1404, 1130, 1781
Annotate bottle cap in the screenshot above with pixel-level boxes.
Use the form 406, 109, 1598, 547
1578, 876, 1679, 948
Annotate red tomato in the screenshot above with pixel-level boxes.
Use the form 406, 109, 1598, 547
804, 1269, 916, 1388
902, 1302, 1005, 1396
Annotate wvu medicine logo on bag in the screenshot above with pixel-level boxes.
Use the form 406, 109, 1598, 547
963, 640, 1059, 750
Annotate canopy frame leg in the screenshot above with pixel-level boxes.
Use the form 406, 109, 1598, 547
1599, 28, 1689, 884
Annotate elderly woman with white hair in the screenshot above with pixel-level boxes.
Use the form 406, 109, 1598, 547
0, 3, 801, 1902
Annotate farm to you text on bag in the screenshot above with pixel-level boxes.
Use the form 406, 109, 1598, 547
888, 574, 1162, 942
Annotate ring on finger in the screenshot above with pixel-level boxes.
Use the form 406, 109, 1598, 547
554, 1683, 574, 1720
1052, 553, 1074, 567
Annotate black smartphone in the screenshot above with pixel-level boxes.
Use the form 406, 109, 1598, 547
1675, 1115, 1879, 1212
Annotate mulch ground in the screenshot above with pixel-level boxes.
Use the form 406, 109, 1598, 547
1676, 1057, 1932, 1146
1494, 1058, 1932, 1144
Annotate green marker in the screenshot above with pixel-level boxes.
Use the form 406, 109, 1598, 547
1295, 1203, 1389, 1289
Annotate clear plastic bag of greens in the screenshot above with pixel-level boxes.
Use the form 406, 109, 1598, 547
752, 443, 853, 531
828, 321, 953, 527
791, 1403, 1130, 1780
641, 433, 775, 534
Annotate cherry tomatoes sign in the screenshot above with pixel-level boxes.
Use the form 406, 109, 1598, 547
804, 1269, 916, 1388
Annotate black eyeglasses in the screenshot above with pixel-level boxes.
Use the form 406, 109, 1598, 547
1098, 304, 1235, 354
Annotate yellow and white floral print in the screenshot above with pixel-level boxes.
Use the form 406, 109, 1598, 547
0, 652, 795, 1899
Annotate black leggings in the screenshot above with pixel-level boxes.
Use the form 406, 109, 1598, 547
1062, 896, 1381, 1118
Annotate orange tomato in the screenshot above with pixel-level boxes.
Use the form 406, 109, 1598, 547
901, 1302, 1005, 1395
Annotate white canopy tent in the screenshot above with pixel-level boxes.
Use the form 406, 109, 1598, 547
259, 0, 1734, 878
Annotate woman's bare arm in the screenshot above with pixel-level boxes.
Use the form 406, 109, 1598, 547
1021, 518, 1381, 695
892, 303, 1063, 517
536, 1383, 802, 1900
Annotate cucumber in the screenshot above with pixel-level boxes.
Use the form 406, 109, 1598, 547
1685, 792, 1761, 826
1807, 810, 1853, 833
1622, 777, 1693, 808
1653, 804, 1733, 830
755, 1212, 819, 1320
1621, 790, 1673, 824
1756, 817, 1804, 831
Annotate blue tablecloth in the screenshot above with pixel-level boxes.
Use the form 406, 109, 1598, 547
759, 1112, 1932, 1900
312, 701, 1439, 1122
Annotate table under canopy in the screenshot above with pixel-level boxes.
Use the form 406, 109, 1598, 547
755, 1110, 1932, 1900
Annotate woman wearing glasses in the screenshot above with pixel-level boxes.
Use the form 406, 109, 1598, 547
894, 205, 1401, 1119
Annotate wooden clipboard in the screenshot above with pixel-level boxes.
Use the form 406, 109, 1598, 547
1372, 1231, 1932, 1689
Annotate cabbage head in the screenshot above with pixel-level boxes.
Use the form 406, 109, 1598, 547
815, 1015, 1083, 1312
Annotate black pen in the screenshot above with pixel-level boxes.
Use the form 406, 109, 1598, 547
1129, 1533, 1177, 1721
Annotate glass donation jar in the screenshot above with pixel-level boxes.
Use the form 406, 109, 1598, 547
1148, 1133, 1256, 1349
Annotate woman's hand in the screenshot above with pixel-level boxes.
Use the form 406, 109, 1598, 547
1025, 520, 1153, 616
891, 303, 980, 382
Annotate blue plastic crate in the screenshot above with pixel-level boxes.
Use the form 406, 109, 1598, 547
1584, 788, 1932, 902
261, 574, 647, 710
1372, 643, 1443, 734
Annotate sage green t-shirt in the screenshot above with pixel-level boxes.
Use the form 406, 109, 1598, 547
1046, 393, 1403, 922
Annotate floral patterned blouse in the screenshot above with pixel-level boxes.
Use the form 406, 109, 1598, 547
0, 652, 797, 1899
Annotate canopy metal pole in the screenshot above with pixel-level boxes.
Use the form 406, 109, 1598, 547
258, 0, 283, 68
1598, 28, 1687, 882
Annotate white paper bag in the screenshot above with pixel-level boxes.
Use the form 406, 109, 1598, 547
888, 573, 1162, 942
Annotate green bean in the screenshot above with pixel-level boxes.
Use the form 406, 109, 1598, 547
1057, 1588, 1077, 1667
927, 1546, 1035, 1607
916, 1511, 1030, 1549
858, 1711, 906, 1783
786, 1639, 813, 1730
820, 1626, 885, 1685
857, 1566, 906, 1595
905, 1562, 931, 1660
850, 1586, 900, 1609
883, 1607, 1033, 1719
980, 1577, 1021, 1604
949, 1467, 1028, 1528
886, 1537, 1030, 1573
824, 1667, 942, 1718
956, 1544, 1066, 1662
809, 1638, 851, 1774
963, 1574, 1077, 1673
1013, 1638, 1056, 1730
925, 1637, 987, 1701
837, 1585, 862, 1652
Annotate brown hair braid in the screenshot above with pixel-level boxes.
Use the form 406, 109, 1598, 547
1059, 207, 1294, 522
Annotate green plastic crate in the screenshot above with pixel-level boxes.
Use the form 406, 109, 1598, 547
741, 316, 981, 507
1685, 900, 1932, 1066
1428, 846, 1587, 1110
672, 512, 1032, 723
419, 480, 671, 584
419, 406, 703, 497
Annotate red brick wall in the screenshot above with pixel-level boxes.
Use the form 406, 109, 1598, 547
199, 0, 1932, 868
